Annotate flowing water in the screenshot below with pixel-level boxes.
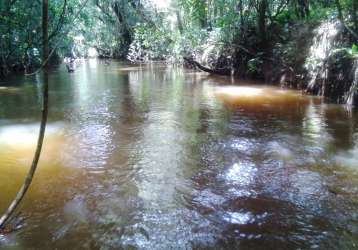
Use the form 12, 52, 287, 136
0, 61, 358, 249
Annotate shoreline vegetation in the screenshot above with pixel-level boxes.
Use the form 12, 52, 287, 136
0, 0, 357, 104
1, 1, 358, 247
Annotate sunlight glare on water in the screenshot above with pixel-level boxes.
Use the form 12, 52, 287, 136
214, 85, 310, 106
0, 123, 67, 169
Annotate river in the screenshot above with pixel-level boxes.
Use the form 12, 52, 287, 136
0, 61, 357, 249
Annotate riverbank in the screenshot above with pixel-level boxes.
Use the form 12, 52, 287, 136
2, 18, 357, 107
181, 20, 358, 106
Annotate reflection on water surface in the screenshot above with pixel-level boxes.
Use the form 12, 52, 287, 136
0, 61, 358, 249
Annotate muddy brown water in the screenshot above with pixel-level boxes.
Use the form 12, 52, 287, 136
0, 61, 357, 249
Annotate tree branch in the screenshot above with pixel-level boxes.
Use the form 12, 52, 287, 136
183, 57, 230, 75
48, 0, 68, 42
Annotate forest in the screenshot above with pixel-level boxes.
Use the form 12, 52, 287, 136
1, 0, 358, 249
1, 0, 358, 103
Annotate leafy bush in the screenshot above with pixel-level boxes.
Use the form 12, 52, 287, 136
127, 23, 172, 62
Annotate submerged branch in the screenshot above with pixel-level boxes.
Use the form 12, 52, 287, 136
183, 57, 231, 75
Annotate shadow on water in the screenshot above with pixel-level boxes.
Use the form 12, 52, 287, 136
0, 61, 358, 249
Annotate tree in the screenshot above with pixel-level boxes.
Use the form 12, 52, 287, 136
335, 0, 358, 40
43, 0, 49, 67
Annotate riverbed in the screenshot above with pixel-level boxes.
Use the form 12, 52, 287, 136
0, 61, 357, 249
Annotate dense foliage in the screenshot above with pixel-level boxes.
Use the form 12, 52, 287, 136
0, 0, 357, 78
0, 0, 87, 75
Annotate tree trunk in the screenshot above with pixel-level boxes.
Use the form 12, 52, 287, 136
199, 0, 207, 28
176, 10, 183, 34
42, 0, 49, 67
295, 0, 310, 18
335, 0, 358, 41
257, 0, 267, 51
335, 0, 343, 21
239, 0, 244, 33
353, 0, 358, 33
112, 2, 132, 49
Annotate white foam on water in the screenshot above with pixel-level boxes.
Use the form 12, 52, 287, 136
225, 162, 257, 186
223, 212, 253, 224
